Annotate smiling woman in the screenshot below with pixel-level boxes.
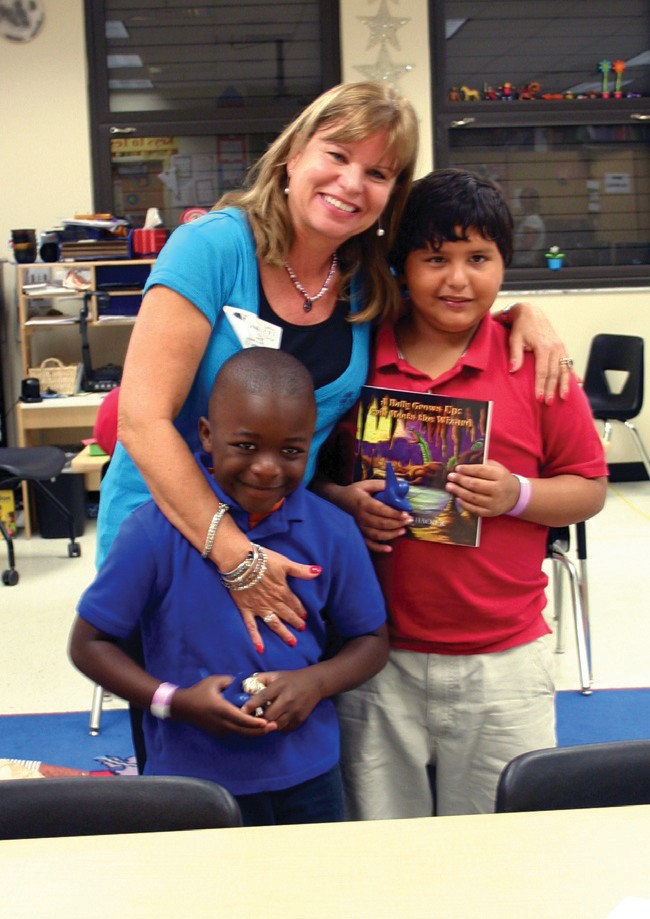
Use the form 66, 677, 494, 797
97, 82, 420, 654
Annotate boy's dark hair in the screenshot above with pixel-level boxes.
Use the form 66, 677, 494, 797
211, 347, 316, 410
390, 168, 514, 274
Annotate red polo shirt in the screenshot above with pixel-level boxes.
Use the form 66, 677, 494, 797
367, 315, 607, 654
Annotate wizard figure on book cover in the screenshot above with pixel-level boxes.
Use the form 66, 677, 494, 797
355, 385, 493, 547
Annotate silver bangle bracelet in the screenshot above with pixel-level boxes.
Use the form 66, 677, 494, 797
220, 544, 267, 591
201, 502, 230, 559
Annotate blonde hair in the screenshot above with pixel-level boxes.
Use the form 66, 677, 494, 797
216, 81, 419, 322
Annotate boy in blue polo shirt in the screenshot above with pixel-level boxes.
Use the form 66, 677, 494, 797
69, 348, 388, 826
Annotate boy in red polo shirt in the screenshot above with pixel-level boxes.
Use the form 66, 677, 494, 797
323, 169, 608, 817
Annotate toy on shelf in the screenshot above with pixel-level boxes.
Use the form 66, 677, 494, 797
599, 59, 612, 98
460, 84, 481, 101
545, 246, 565, 270
518, 81, 541, 100
613, 60, 626, 98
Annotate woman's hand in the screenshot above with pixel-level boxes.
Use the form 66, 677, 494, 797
504, 302, 575, 403
173, 675, 277, 737
226, 548, 322, 653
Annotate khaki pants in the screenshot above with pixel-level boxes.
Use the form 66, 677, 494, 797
337, 638, 556, 818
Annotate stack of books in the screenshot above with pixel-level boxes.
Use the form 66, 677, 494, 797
59, 239, 131, 260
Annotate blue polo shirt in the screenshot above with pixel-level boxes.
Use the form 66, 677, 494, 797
77, 454, 386, 795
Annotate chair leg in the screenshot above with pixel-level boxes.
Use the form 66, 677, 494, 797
89, 683, 104, 736
624, 421, 650, 481
550, 545, 592, 695
552, 557, 566, 653
0, 517, 19, 586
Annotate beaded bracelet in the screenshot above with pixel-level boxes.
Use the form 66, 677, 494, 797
201, 502, 230, 559
506, 474, 532, 517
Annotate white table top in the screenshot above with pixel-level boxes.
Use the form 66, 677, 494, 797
1, 806, 649, 918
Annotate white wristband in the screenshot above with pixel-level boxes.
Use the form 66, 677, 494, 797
150, 681, 179, 719
506, 474, 532, 517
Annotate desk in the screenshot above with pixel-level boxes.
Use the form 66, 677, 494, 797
16, 394, 104, 537
70, 443, 110, 490
1, 807, 649, 918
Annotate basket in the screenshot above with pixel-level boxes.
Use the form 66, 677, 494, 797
27, 357, 83, 395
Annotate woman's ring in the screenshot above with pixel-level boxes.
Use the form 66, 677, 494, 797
262, 613, 277, 625
559, 357, 573, 367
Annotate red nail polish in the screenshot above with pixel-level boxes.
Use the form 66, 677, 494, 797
288, 635, 298, 647
310, 566, 322, 575
255, 643, 264, 654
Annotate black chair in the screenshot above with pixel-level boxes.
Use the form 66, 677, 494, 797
582, 333, 650, 480
0, 446, 81, 586
547, 523, 591, 695
0, 775, 242, 839
495, 740, 650, 813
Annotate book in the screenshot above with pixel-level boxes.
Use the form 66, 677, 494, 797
354, 384, 493, 547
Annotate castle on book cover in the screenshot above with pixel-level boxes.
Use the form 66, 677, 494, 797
355, 385, 493, 547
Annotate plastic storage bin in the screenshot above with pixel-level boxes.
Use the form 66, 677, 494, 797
34, 469, 86, 539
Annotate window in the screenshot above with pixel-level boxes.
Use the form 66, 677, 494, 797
430, 0, 650, 289
85, 1, 340, 227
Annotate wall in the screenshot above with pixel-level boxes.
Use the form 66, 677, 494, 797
0, 0, 91, 420
1, 0, 648, 467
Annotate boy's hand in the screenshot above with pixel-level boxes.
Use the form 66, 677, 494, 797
334, 481, 413, 553
173, 675, 277, 738
241, 670, 322, 733
445, 461, 521, 517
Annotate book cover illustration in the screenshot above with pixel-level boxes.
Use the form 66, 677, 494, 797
355, 385, 493, 547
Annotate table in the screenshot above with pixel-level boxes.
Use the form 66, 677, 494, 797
1, 806, 649, 918
70, 443, 110, 491
16, 393, 104, 536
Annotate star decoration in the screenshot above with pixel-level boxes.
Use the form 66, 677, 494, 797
354, 45, 414, 86
358, 0, 409, 50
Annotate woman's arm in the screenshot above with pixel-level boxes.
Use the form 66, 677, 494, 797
495, 302, 573, 402
118, 286, 317, 651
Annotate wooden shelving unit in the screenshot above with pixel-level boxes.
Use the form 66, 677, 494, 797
15, 258, 154, 535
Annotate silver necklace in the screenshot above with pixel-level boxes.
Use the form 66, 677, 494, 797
285, 253, 338, 312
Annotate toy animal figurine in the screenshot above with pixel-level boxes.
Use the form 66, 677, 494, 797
460, 84, 481, 101
448, 86, 461, 102
375, 461, 413, 512
518, 81, 541, 100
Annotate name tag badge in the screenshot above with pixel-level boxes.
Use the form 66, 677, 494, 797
224, 306, 283, 349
